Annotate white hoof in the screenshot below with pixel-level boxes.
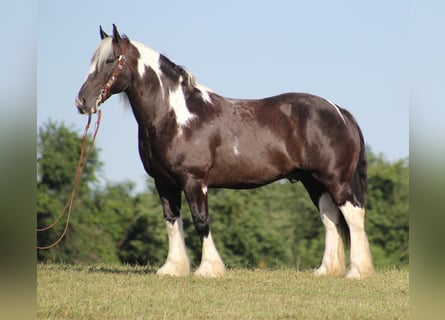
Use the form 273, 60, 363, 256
313, 263, 345, 277
156, 260, 190, 277
345, 263, 374, 279
345, 266, 362, 279
194, 260, 225, 278
313, 265, 328, 277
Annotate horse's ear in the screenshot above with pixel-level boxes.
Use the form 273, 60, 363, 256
99, 25, 109, 39
112, 24, 122, 43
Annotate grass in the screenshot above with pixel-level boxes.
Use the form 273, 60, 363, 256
37, 263, 408, 319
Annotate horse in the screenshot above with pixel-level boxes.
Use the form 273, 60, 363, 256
76, 25, 374, 279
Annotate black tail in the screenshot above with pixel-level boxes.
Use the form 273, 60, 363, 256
338, 211, 350, 250
338, 122, 367, 250
350, 125, 368, 207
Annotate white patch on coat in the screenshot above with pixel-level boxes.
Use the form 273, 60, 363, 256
233, 138, 240, 155
131, 41, 162, 80
325, 99, 346, 125
156, 218, 190, 276
169, 84, 195, 135
195, 83, 213, 103
194, 231, 225, 277
279, 103, 293, 117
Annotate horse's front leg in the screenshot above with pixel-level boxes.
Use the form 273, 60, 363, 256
184, 179, 225, 277
155, 181, 190, 276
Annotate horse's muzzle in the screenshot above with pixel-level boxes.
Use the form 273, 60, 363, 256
75, 96, 97, 114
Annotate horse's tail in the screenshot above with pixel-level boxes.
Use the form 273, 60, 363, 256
350, 124, 368, 208
338, 121, 367, 250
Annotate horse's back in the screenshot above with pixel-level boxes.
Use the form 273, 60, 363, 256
219, 92, 361, 159
200, 92, 361, 188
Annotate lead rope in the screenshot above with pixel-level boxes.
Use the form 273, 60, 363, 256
37, 110, 102, 250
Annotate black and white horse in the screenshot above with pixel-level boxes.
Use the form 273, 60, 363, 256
76, 25, 373, 279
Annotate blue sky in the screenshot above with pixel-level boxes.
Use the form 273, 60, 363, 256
38, 1, 411, 193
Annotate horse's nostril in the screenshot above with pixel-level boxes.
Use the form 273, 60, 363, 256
75, 97, 89, 114
75, 96, 85, 108
77, 107, 86, 114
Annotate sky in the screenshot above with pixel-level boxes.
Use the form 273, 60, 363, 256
37, 0, 412, 193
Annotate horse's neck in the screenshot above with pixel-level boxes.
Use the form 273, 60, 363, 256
125, 72, 172, 130
125, 47, 213, 133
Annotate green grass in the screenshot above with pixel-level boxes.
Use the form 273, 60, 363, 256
37, 264, 408, 319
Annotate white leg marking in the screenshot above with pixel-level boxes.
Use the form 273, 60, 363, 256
340, 202, 374, 279
157, 218, 190, 276
201, 185, 208, 195
325, 99, 346, 125
194, 231, 225, 278
169, 84, 195, 135
314, 193, 345, 277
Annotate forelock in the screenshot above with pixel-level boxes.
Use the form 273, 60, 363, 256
88, 38, 114, 74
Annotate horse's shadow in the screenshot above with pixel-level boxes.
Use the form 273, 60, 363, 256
83, 264, 156, 275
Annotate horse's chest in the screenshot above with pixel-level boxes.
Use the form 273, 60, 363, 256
138, 130, 172, 178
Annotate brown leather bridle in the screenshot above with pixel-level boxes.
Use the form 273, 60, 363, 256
96, 41, 128, 107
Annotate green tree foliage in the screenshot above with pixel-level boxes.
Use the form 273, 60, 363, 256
117, 191, 167, 266
366, 151, 409, 267
37, 121, 116, 263
37, 121, 102, 262
37, 122, 409, 270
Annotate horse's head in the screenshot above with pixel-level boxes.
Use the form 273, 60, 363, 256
76, 24, 130, 114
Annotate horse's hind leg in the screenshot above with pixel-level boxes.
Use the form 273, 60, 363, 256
339, 200, 374, 279
155, 182, 190, 276
183, 179, 225, 277
325, 181, 374, 279
300, 176, 346, 276
315, 193, 347, 276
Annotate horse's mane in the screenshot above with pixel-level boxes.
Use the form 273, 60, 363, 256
93, 37, 212, 100
160, 55, 214, 103
159, 54, 201, 92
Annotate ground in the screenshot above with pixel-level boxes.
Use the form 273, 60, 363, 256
37, 263, 408, 319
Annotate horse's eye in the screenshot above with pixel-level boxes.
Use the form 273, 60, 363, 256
105, 57, 115, 64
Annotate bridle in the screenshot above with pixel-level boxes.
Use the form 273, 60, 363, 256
96, 41, 128, 107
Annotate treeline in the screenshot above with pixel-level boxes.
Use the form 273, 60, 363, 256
37, 121, 409, 270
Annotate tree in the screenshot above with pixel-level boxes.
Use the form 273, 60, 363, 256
118, 190, 168, 266
366, 152, 409, 267
37, 121, 100, 193
37, 120, 116, 263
